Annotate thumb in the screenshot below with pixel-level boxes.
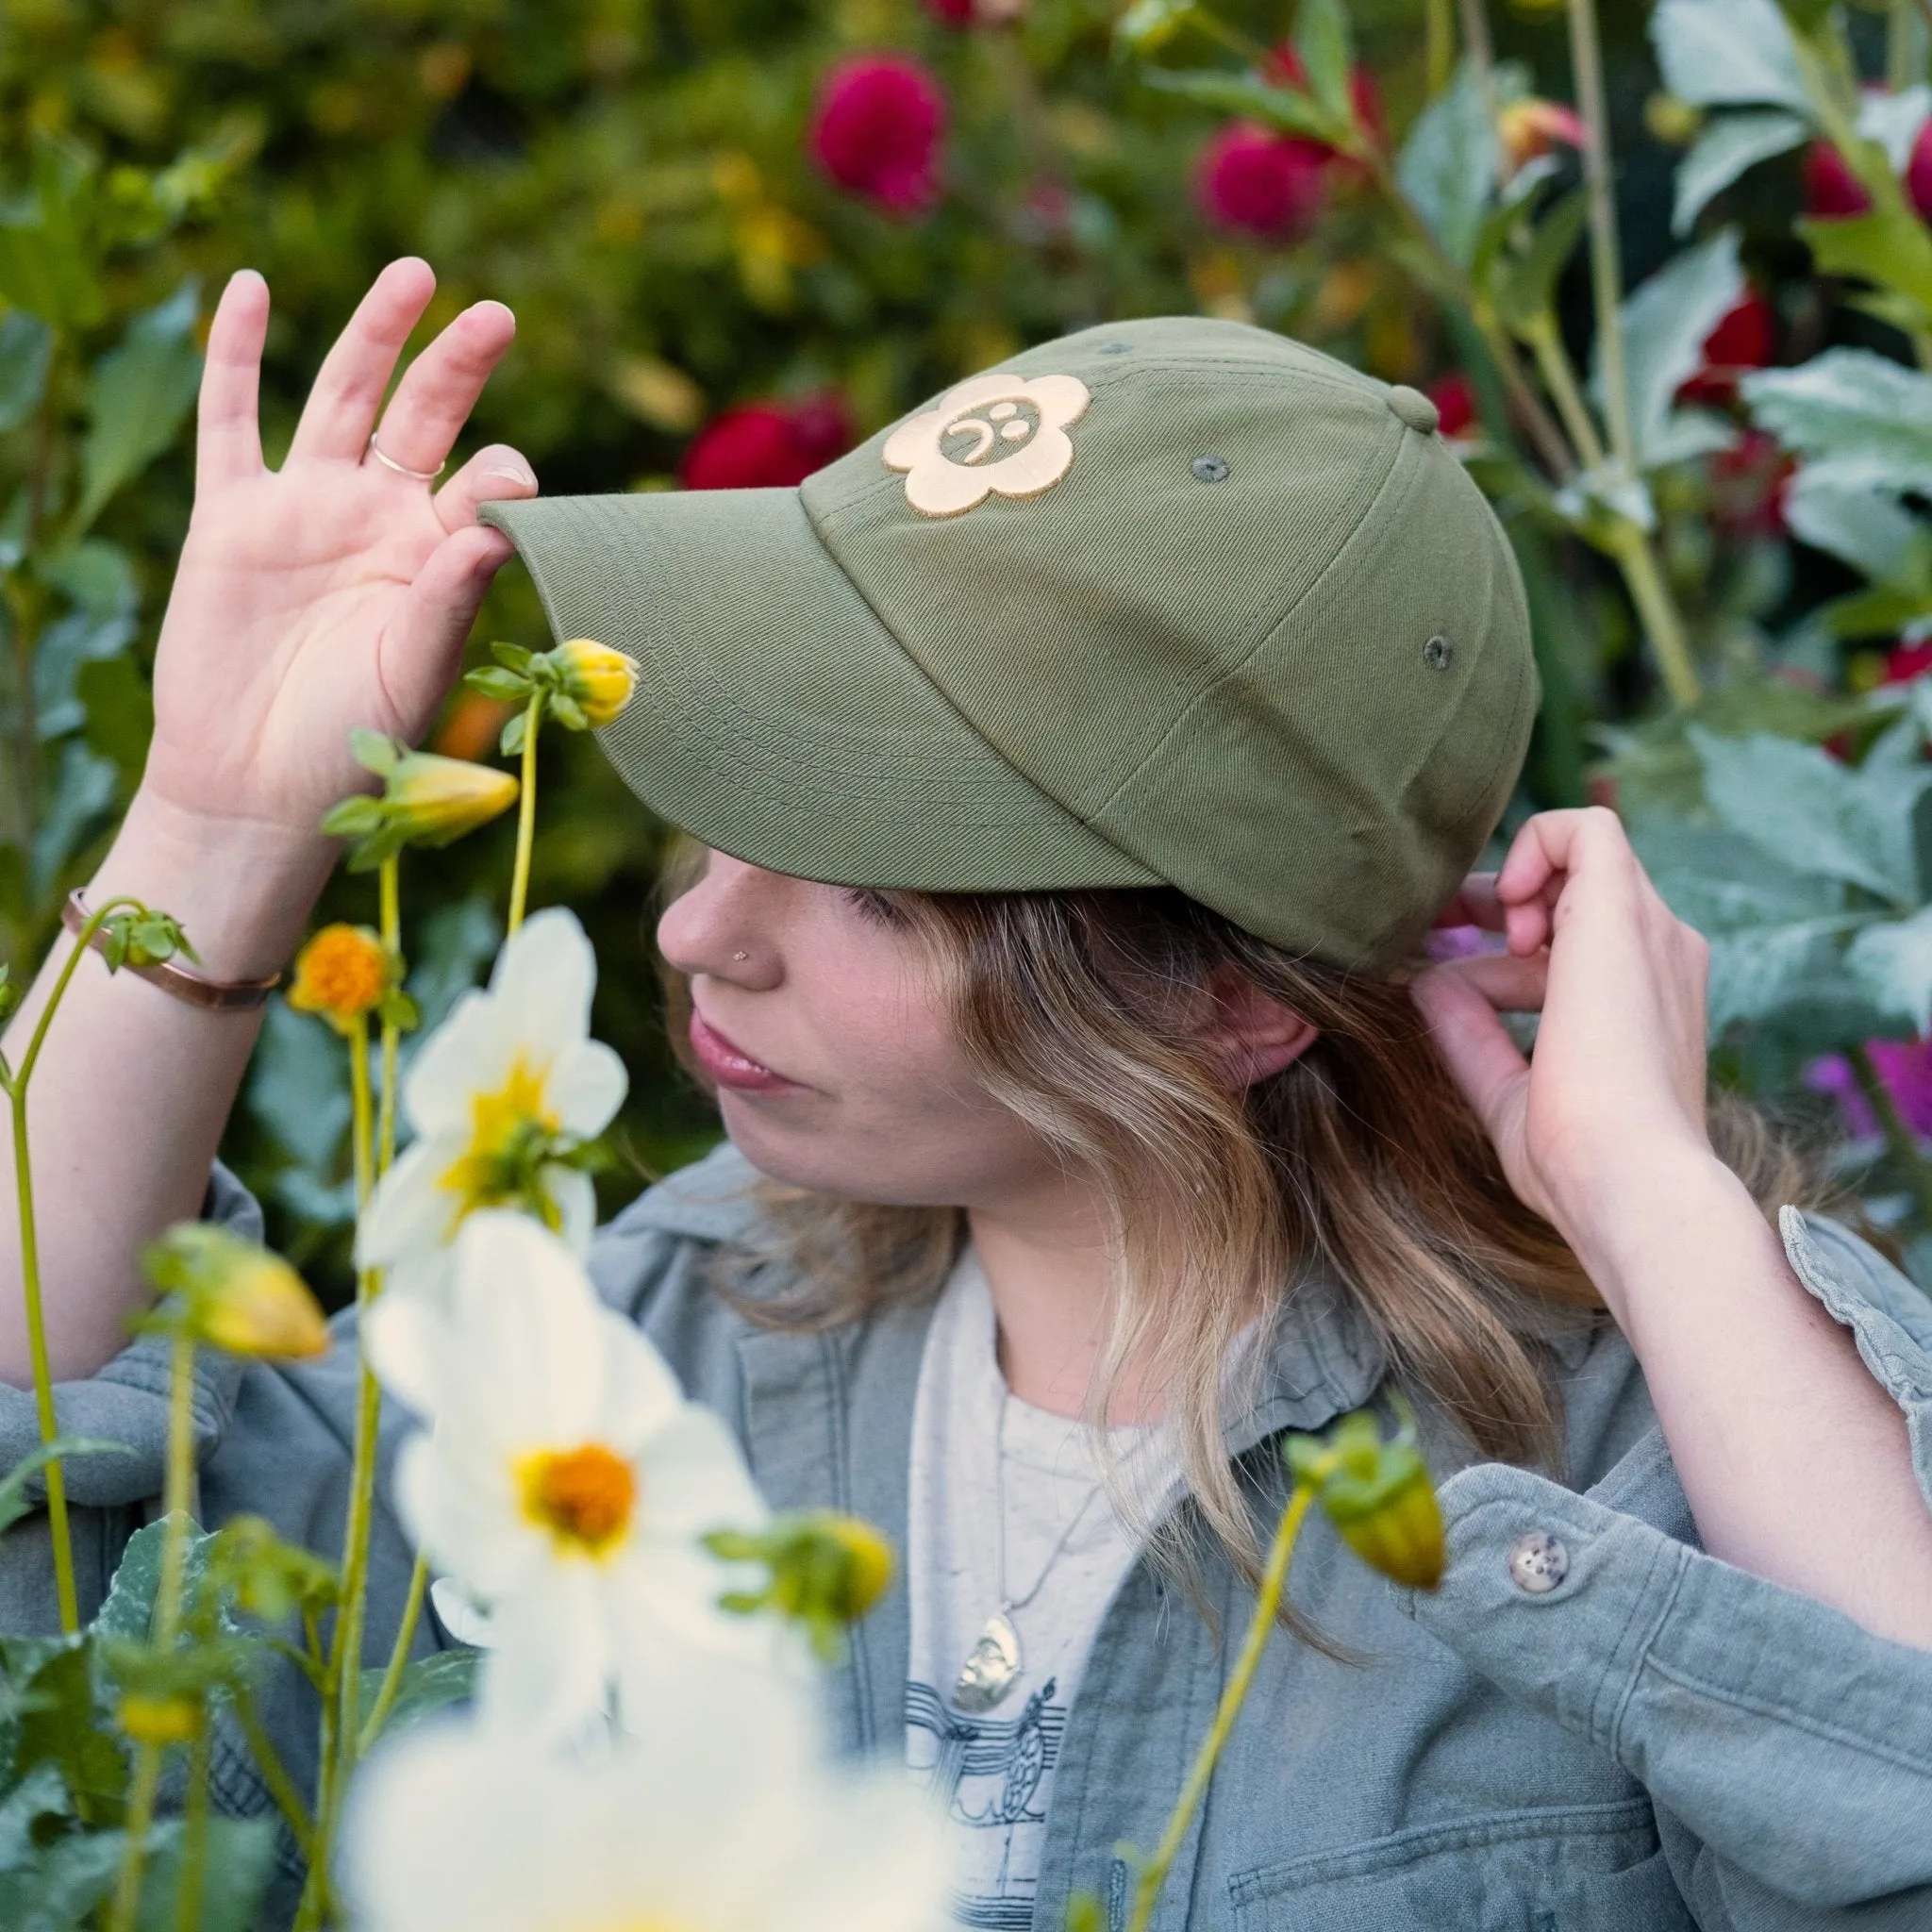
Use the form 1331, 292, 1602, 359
1411, 964, 1531, 1146
378, 522, 516, 739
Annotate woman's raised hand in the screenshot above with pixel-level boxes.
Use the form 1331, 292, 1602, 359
138, 258, 537, 856
1412, 808, 1714, 1270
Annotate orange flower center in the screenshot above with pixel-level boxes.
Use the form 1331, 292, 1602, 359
290, 925, 387, 1022
520, 1443, 637, 1556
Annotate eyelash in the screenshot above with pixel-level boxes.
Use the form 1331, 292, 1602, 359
843, 887, 904, 926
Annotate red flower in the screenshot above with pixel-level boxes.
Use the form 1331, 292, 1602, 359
1676, 291, 1775, 408
680, 393, 855, 491
1707, 427, 1793, 538
1885, 640, 1932, 684
1195, 124, 1330, 241
1804, 141, 1872, 217
1908, 121, 1932, 222
1426, 374, 1476, 439
1262, 44, 1384, 148
808, 56, 946, 215
925, 0, 1026, 22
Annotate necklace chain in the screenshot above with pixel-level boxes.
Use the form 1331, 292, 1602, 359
992, 1391, 1103, 1616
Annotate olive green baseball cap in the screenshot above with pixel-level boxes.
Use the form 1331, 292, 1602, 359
479, 317, 1536, 970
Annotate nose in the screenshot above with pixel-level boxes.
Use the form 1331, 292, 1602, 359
656, 850, 775, 985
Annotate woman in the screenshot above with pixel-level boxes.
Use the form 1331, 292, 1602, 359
3, 261, 1931, 1929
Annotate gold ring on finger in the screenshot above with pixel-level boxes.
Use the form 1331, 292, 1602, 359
366, 432, 446, 482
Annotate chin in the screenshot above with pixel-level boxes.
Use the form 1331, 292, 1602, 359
716, 1109, 969, 1210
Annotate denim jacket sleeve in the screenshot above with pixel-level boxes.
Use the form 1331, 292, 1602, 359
1397, 1208, 1932, 1926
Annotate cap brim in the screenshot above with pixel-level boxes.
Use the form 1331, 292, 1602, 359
479, 490, 1160, 893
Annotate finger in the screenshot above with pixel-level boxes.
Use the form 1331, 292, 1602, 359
374, 301, 518, 480
286, 258, 438, 465
196, 271, 269, 487
1411, 968, 1530, 1141
433, 442, 537, 536
1493, 808, 1625, 956
376, 524, 519, 739
1432, 874, 1504, 931
1433, 950, 1549, 1013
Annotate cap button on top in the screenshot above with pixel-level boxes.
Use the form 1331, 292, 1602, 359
1386, 385, 1441, 435
1507, 1531, 1569, 1594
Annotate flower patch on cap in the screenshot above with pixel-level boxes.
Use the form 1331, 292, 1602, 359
882, 371, 1090, 517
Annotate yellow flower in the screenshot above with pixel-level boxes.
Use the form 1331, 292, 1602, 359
553, 639, 639, 729
289, 924, 391, 1032
118, 1692, 199, 1745
142, 1224, 331, 1361
387, 751, 520, 844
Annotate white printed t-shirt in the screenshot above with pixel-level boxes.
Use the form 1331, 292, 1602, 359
904, 1247, 1177, 1931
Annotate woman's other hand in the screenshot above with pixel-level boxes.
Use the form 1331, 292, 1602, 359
138, 258, 536, 865
1412, 807, 1714, 1275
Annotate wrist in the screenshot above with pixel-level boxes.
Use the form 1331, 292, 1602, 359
90, 791, 337, 982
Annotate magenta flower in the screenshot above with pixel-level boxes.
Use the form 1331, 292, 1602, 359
680, 393, 854, 491
808, 56, 946, 216
1194, 124, 1330, 242
1807, 1040, 1932, 1140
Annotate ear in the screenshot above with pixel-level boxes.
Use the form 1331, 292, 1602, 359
1200, 967, 1319, 1091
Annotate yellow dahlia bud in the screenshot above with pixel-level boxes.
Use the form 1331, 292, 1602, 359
1496, 98, 1586, 173
1644, 92, 1702, 147
118, 1692, 199, 1745
288, 924, 391, 1033
321, 731, 520, 871
142, 1224, 330, 1361
552, 639, 638, 730
705, 1508, 896, 1661
1285, 1405, 1445, 1591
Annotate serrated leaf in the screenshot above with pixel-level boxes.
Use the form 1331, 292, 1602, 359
1598, 228, 1744, 469
1395, 58, 1498, 270
1848, 907, 1932, 1032
0, 1764, 70, 1874
92, 1515, 214, 1645
357, 1645, 478, 1748
0, 1437, 126, 1536
1633, 817, 1851, 931
1673, 110, 1807, 234
1139, 70, 1347, 144
0, 1820, 126, 1931
1707, 919, 1868, 1034
1293, 0, 1354, 124
1797, 206, 1932, 317
1744, 347, 1932, 495
13, 1643, 126, 1825
70, 283, 201, 538
1784, 471, 1927, 586
1649, 0, 1809, 112
1691, 725, 1928, 904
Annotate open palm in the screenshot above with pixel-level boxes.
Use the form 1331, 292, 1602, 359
142, 258, 537, 845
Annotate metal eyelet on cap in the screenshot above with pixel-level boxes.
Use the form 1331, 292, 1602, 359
1507, 1531, 1569, 1594
1191, 456, 1230, 482
1423, 635, 1455, 671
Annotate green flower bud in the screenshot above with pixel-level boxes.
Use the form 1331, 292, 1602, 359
706, 1509, 896, 1662
142, 1224, 330, 1361
1285, 1404, 1445, 1591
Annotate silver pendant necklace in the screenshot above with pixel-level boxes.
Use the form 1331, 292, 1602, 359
952, 1394, 1103, 1714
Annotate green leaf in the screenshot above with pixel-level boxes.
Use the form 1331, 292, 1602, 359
132, 1817, 275, 1932
70, 282, 202, 538
92, 1516, 214, 1646
12, 1642, 127, 1826
1706, 919, 1869, 1034
346, 726, 400, 776
1492, 191, 1588, 334
1691, 725, 1929, 905
0, 145, 101, 329
500, 709, 529, 757
1138, 70, 1346, 144
1848, 907, 1932, 1032
31, 741, 117, 896
1648, 0, 1810, 113
1395, 58, 1498, 270
356, 1646, 478, 1746
0, 1820, 126, 1932
0, 1438, 126, 1537
488, 640, 535, 672
0, 1764, 71, 1873
1744, 347, 1932, 495
1114, 0, 1195, 53
247, 996, 351, 1170
1634, 817, 1851, 932
1783, 472, 1927, 587
0, 311, 52, 434
1601, 228, 1744, 469
75, 654, 154, 777
462, 666, 529, 702
318, 796, 383, 838
1672, 110, 1807, 234
1292, 0, 1354, 125
1797, 207, 1932, 318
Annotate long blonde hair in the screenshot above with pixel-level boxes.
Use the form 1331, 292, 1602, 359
655, 838, 1831, 1591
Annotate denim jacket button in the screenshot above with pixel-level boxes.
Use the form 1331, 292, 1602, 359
1507, 1531, 1569, 1594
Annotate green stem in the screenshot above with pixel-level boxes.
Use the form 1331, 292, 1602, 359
1567, 0, 1635, 475
347, 1020, 373, 1213
1457, 0, 1496, 119
358, 1550, 429, 1757
234, 1686, 315, 1866
3, 892, 146, 1634
1425, 0, 1454, 94
107, 1744, 161, 1932
377, 857, 401, 1176
507, 694, 543, 937
1124, 1487, 1314, 1932
1889, 0, 1918, 91
156, 1330, 196, 1647
174, 1715, 211, 1932
1522, 314, 1608, 471
1609, 525, 1703, 707
1848, 1044, 1932, 1229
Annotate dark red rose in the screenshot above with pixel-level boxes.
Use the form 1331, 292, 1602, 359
1677, 291, 1775, 408
808, 55, 946, 215
1195, 124, 1329, 241
1425, 373, 1476, 439
1804, 141, 1872, 217
681, 393, 855, 491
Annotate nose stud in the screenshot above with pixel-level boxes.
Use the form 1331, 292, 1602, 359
732, 951, 748, 961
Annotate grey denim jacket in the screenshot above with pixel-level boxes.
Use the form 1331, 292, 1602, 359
6, 1141, 1932, 1931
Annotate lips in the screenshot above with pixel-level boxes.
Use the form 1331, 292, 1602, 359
688, 1008, 802, 1093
